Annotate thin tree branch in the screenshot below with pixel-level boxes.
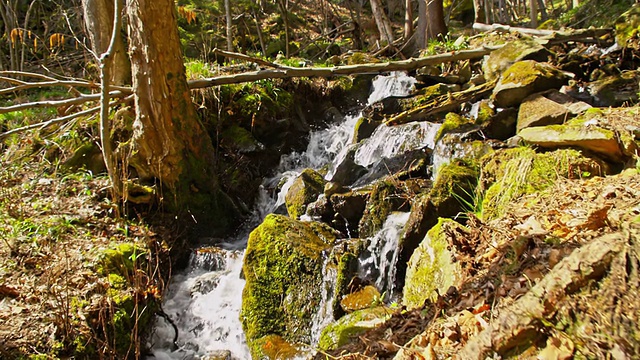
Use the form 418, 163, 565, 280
98, 0, 123, 197
0, 90, 125, 114
0, 96, 131, 140
0, 79, 131, 96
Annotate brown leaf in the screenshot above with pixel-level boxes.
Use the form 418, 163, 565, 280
0, 284, 20, 298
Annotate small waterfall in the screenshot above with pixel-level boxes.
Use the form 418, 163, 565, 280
149, 72, 418, 359
358, 212, 410, 301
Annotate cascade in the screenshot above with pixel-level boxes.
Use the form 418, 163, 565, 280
148, 72, 418, 359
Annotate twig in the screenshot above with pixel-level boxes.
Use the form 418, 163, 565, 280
0, 91, 126, 114
0, 70, 57, 81
0, 78, 131, 96
0, 95, 132, 140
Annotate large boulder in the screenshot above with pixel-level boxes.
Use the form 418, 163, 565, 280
358, 178, 409, 238
402, 218, 466, 310
518, 121, 626, 162
330, 190, 369, 237
241, 214, 337, 357
482, 37, 553, 81
492, 60, 569, 108
285, 168, 327, 219
516, 89, 592, 132
479, 147, 610, 220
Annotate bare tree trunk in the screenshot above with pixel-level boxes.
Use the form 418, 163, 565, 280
19, 1, 36, 73
82, 0, 130, 85
425, 0, 447, 40
125, 0, 233, 234
252, 7, 266, 56
224, 0, 233, 52
0, 1, 19, 71
277, 0, 290, 57
529, 0, 538, 28
371, 0, 394, 46
404, 0, 413, 39
473, 0, 485, 23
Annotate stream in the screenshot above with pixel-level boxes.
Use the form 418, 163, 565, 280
148, 72, 433, 359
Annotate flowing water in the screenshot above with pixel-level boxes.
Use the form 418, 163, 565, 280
148, 72, 420, 359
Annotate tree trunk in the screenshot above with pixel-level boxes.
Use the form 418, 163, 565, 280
425, 0, 447, 40
224, 0, 233, 52
529, 0, 538, 28
82, 0, 130, 85
277, 0, 290, 57
473, 0, 485, 23
125, 0, 233, 234
371, 0, 394, 46
404, 0, 413, 40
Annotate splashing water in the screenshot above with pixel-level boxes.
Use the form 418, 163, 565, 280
148, 72, 418, 359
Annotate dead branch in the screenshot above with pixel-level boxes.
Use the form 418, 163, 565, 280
0, 91, 126, 114
0, 70, 57, 81
0, 78, 131, 96
384, 80, 497, 126
458, 231, 627, 359
212, 48, 287, 69
0, 95, 132, 141
472, 23, 612, 44
189, 46, 499, 89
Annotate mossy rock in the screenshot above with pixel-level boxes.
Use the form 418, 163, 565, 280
285, 168, 327, 219
62, 143, 106, 175
435, 112, 477, 143
518, 121, 625, 163
98, 242, 146, 277
340, 285, 381, 313
220, 125, 265, 153
402, 218, 465, 309
482, 37, 553, 81
587, 70, 640, 107
252, 334, 301, 360
409, 83, 452, 107
241, 214, 336, 357
353, 117, 382, 143
615, 3, 640, 47
479, 147, 609, 220
317, 306, 391, 351
358, 178, 408, 238
492, 60, 569, 108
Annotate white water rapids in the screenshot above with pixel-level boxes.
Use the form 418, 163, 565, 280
148, 72, 421, 359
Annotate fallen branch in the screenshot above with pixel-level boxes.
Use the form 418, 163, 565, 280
0, 95, 132, 141
472, 23, 612, 45
0, 78, 131, 96
0, 91, 126, 114
189, 46, 499, 89
458, 231, 627, 359
384, 80, 497, 126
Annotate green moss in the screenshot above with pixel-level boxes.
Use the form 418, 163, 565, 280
500, 60, 560, 85
430, 159, 478, 207
285, 168, 326, 219
402, 218, 464, 309
358, 179, 401, 238
480, 147, 604, 219
98, 242, 146, 277
318, 306, 391, 350
475, 100, 496, 124
435, 112, 475, 143
241, 214, 336, 357
411, 84, 451, 107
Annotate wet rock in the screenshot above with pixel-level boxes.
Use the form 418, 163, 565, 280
354, 149, 431, 186
340, 285, 382, 312
306, 194, 334, 223
518, 121, 625, 162
482, 107, 518, 140
241, 214, 336, 357
482, 37, 553, 81
516, 89, 592, 132
285, 168, 327, 219
330, 190, 369, 237
202, 350, 232, 360
191, 272, 222, 295
358, 178, 409, 238
403, 218, 466, 310
317, 306, 391, 351
251, 334, 300, 360
353, 116, 382, 143
586, 70, 640, 107
328, 145, 368, 185
492, 60, 569, 108
324, 182, 347, 197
